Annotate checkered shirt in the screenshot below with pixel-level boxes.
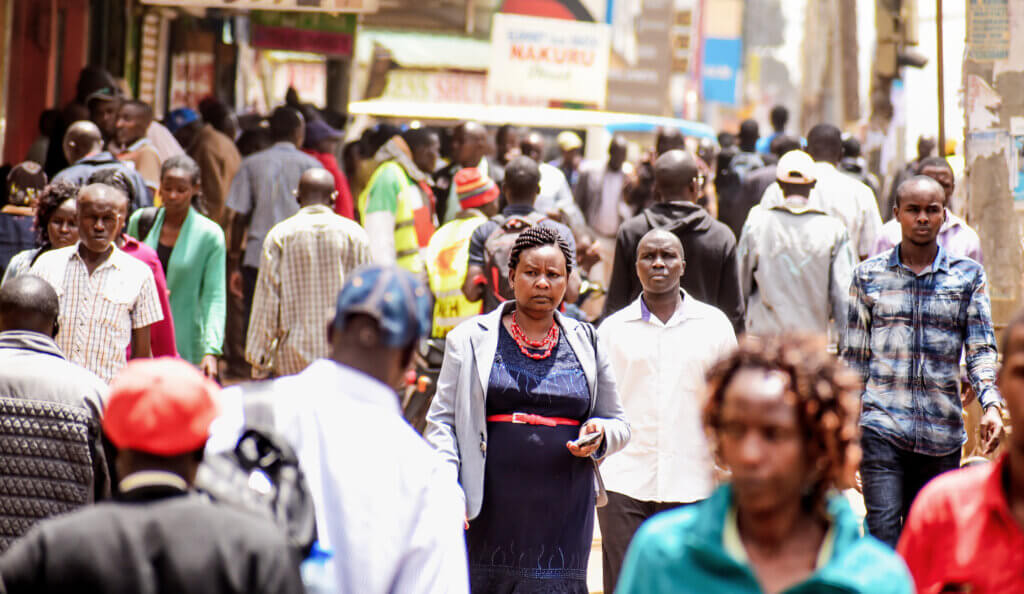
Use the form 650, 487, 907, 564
30, 244, 163, 383
246, 205, 371, 376
840, 245, 1002, 456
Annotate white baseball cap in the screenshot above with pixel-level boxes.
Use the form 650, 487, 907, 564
776, 150, 817, 184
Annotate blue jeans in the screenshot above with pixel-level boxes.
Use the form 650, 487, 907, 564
859, 427, 960, 547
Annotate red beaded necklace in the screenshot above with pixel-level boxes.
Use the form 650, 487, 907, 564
509, 312, 559, 360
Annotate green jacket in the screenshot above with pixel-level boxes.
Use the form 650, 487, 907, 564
616, 485, 913, 594
128, 207, 226, 365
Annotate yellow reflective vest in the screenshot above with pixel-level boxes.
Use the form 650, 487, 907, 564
359, 161, 434, 274
424, 215, 487, 337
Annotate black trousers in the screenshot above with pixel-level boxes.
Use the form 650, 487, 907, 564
596, 491, 689, 593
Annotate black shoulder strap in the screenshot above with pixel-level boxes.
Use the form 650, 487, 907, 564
136, 207, 159, 241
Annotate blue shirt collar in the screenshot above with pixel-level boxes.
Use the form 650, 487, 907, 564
888, 243, 949, 274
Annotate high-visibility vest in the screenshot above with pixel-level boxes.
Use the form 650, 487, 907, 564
359, 161, 434, 274
425, 215, 487, 338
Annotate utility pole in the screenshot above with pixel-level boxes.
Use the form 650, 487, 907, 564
963, 1, 1022, 329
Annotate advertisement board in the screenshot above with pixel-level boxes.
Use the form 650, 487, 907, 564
487, 13, 610, 108
702, 36, 742, 105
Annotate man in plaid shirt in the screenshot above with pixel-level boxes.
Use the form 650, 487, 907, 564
840, 175, 1005, 547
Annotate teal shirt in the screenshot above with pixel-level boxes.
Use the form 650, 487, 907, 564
616, 485, 913, 594
128, 207, 226, 365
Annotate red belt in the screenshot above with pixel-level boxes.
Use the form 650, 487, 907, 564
487, 413, 580, 427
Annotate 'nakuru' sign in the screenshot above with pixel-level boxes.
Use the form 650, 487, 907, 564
487, 13, 611, 109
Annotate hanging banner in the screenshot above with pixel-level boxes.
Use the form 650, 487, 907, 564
251, 11, 355, 56
487, 13, 611, 108
139, 0, 378, 13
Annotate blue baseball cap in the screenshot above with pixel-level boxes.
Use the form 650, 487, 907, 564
333, 265, 432, 348
166, 108, 200, 134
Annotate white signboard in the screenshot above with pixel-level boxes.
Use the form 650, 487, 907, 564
487, 14, 610, 108
139, 0, 378, 13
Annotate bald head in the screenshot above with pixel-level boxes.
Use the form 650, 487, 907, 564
639, 228, 683, 258
63, 121, 104, 164
895, 175, 944, 208
296, 168, 337, 207
0, 275, 59, 336
520, 131, 546, 161
653, 150, 700, 202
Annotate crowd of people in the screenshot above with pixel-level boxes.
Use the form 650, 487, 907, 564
0, 64, 1019, 594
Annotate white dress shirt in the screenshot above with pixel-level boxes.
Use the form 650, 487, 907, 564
207, 360, 469, 594
597, 292, 736, 503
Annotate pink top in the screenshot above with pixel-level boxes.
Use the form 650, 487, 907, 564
120, 235, 178, 358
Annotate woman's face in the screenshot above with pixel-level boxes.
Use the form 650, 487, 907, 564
716, 368, 811, 515
160, 168, 197, 213
510, 244, 568, 315
48, 199, 79, 249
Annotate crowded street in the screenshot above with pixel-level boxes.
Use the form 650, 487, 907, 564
0, 0, 1021, 592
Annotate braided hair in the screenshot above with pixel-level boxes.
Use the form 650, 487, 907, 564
703, 334, 861, 517
34, 180, 80, 248
508, 225, 574, 275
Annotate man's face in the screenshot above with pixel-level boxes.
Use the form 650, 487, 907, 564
77, 191, 122, 253
521, 135, 544, 161
717, 369, 811, 516
636, 235, 684, 296
457, 131, 485, 168
919, 165, 954, 202
895, 185, 945, 246
412, 136, 440, 175
497, 129, 520, 163
997, 326, 1024, 453
90, 101, 120, 140
115, 104, 148, 146
450, 126, 466, 164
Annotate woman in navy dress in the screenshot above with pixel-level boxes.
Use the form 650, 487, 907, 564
427, 225, 630, 593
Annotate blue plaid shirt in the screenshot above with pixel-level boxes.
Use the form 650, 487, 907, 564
840, 245, 1002, 456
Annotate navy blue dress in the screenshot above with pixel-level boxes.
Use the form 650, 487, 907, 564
467, 322, 593, 594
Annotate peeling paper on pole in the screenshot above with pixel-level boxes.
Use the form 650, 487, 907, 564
965, 75, 1002, 131
966, 129, 1009, 161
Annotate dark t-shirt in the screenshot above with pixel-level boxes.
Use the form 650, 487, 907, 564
467, 205, 577, 268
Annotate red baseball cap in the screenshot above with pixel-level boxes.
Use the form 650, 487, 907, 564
104, 358, 220, 456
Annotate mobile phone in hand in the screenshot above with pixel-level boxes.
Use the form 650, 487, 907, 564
571, 431, 603, 449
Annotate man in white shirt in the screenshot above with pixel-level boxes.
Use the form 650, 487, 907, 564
596, 228, 736, 593
762, 125, 882, 260
209, 265, 468, 594
31, 184, 162, 382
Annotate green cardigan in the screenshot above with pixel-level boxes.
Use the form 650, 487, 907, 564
128, 207, 226, 365
616, 485, 913, 594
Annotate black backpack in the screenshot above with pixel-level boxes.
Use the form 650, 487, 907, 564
195, 382, 317, 558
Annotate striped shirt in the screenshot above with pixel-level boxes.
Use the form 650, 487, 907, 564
839, 245, 1002, 456
30, 244, 163, 383
246, 204, 371, 377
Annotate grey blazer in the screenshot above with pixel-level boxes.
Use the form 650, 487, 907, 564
425, 302, 630, 520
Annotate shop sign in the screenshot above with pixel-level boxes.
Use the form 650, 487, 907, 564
139, 0, 378, 13
381, 71, 487, 104
487, 13, 610, 108
702, 37, 742, 106
251, 11, 356, 56
169, 52, 215, 110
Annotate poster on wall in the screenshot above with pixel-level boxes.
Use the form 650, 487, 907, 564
487, 13, 611, 108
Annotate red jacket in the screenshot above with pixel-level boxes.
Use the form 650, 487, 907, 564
897, 454, 1024, 593
304, 149, 355, 221
120, 236, 178, 358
